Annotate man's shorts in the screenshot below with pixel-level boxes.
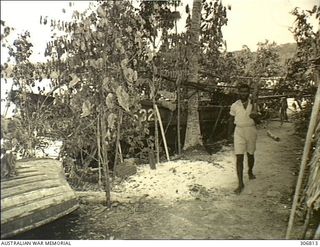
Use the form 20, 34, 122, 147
234, 126, 257, 155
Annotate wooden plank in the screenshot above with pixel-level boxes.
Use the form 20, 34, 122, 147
15, 164, 60, 171
14, 160, 64, 176
1, 185, 73, 211
2, 170, 45, 179
15, 171, 45, 177
16, 159, 61, 165
1, 173, 48, 187
15, 167, 39, 172
26, 166, 62, 174
1, 199, 79, 239
1, 180, 61, 199
1, 175, 57, 190
1, 191, 77, 224
16, 162, 48, 168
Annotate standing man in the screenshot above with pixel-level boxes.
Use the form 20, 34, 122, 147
228, 84, 259, 194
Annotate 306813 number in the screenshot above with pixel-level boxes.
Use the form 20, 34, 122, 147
300, 241, 319, 246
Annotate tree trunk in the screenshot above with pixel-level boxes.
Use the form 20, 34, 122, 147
183, 0, 203, 151
96, 115, 102, 189
100, 112, 111, 208
113, 109, 123, 177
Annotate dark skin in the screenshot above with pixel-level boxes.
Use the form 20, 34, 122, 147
228, 87, 257, 195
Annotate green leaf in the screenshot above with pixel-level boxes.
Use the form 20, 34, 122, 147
116, 86, 130, 112
80, 41, 86, 52
50, 71, 59, 79
97, 6, 106, 17
123, 67, 135, 83
69, 73, 80, 88
115, 38, 122, 49
125, 26, 132, 33
105, 93, 115, 109
107, 113, 117, 130
121, 58, 129, 69
81, 100, 92, 118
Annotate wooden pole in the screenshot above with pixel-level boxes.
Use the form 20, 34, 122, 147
3, 101, 11, 118
118, 142, 123, 163
100, 32, 112, 207
155, 104, 170, 161
152, 66, 160, 164
153, 98, 160, 163
148, 146, 156, 170
3, 83, 14, 117
301, 207, 312, 239
314, 223, 320, 239
174, 2, 181, 155
177, 77, 181, 155
209, 106, 223, 141
113, 109, 123, 177
96, 114, 102, 188
100, 111, 111, 208
286, 82, 320, 239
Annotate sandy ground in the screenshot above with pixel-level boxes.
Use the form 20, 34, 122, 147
105, 121, 304, 240
10, 120, 307, 240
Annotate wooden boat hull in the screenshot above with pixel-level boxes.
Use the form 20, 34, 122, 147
140, 100, 231, 153
1, 159, 79, 239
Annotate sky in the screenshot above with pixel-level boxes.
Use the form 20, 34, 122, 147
1, 0, 318, 63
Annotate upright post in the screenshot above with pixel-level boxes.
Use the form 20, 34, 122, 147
177, 76, 181, 155
286, 82, 320, 239
155, 104, 170, 161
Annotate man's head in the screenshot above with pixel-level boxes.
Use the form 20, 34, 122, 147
237, 83, 250, 102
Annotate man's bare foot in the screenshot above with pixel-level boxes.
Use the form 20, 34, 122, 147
234, 185, 244, 195
249, 173, 256, 180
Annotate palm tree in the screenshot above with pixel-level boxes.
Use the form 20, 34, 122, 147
183, 0, 203, 150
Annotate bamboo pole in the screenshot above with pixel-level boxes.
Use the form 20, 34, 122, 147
152, 67, 160, 164
209, 106, 223, 140
301, 207, 312, 239
174, 2, 181, 155
3, 83, 14, 117
314, 223, 320, 239
154, 99, 160, 163
100, 32, 111, 207
155, 104, 170, 161
113, 109, 123, 177
96, 115, 102, 188
286, 82, 320, 239
118, 142, 123, 163
177, 77, 181, 155
100, 111, 111, 208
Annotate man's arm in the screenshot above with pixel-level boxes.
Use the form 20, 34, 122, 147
250, 105, 261, 125
227, 115, 235, 142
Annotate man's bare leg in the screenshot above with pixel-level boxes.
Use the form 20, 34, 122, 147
234, 154, 245, 194
247, 153, 256, 179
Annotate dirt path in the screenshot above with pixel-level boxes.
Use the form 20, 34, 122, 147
107, 121, 303, 240
10, 121, 304, 240
75, 121, 303, 240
